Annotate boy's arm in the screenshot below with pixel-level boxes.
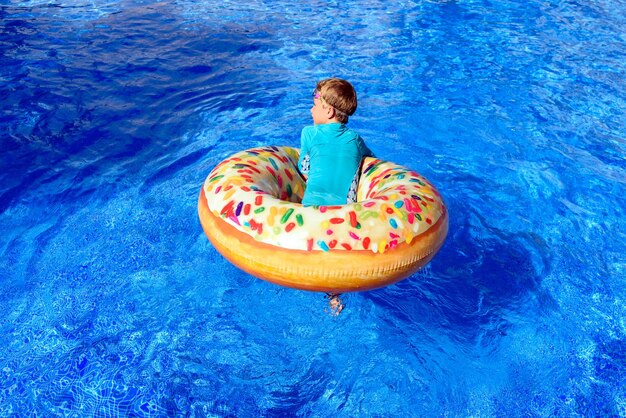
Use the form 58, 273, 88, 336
360, 136, 375, 158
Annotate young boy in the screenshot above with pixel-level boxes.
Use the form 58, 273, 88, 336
298, 78, 374, 207
298, 78, 374, 315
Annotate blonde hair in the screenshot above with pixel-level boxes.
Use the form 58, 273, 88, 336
316, 78, 357, 124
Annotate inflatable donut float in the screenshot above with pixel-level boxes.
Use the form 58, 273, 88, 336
198, 146, 447, 293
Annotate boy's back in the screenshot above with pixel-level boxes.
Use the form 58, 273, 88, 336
299, 123, 373, 206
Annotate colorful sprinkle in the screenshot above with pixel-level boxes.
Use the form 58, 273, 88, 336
412, 199, 422, 213
349, 211, 358, 228
280, 208, 294, 224
267, 207, 277, 226
220, 200, 235, 216
223, 188, 236, 201
392, 205, 404, 219
362, 211, 378, 220
318, 241, 330, 252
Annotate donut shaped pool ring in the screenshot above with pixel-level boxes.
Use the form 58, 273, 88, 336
198, 146, 448, 293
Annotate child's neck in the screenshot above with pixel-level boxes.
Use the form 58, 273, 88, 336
318, 117, 343, 125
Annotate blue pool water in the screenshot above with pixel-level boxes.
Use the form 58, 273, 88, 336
1, 0, 625, 415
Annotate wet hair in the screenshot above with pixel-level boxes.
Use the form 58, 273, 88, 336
316, 78, 357, 124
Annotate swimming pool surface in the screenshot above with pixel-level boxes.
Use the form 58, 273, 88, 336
1, 0, 625, 416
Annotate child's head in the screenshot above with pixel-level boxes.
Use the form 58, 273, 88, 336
312, 78, 357, 124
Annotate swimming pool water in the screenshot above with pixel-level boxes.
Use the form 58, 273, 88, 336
1, 0, 625, 416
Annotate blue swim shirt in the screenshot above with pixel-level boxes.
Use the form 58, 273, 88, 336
298, 123, 374, 206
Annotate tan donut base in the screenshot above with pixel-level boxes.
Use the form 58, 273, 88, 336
198, 191, 448, 293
